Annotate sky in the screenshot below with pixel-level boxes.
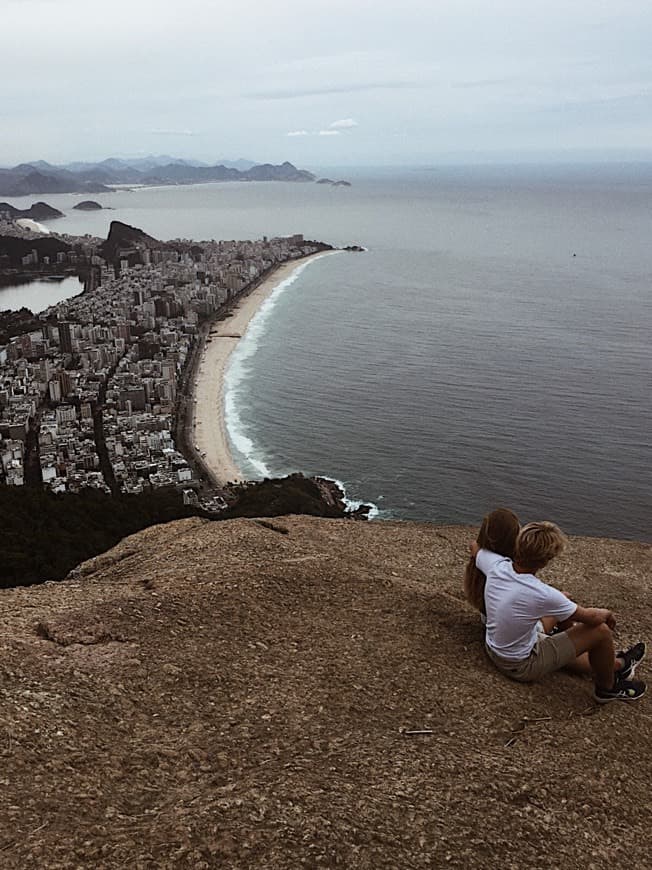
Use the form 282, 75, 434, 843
3, 0, 652, 167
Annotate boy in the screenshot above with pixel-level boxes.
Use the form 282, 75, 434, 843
471, 521, 646, 703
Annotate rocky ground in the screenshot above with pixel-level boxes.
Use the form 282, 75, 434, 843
0, 516, 650, 868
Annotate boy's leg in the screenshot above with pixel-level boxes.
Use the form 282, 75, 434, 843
564, 648, 639, 677
565, 623, 616, 690
494, 631, 576, 681
564, 652, 592, 675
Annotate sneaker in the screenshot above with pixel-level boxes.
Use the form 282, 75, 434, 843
617, 642, 646, 680
594, 677, 646, 704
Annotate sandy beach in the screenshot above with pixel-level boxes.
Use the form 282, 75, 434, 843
191, 252, 335, 486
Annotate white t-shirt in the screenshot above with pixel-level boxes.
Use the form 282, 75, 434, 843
476, 548, 577, 661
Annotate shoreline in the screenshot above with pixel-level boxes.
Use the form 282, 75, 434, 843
190, 251, 337, 487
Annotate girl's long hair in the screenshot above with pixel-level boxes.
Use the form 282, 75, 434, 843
463, 508, 520, 614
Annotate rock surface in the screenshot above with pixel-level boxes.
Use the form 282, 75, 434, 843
0, 516, 650, 868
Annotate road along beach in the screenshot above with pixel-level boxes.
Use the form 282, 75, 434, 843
191, 251, 339, 486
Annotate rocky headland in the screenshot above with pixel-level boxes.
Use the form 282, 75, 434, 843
0, 474, 368, 588
0, 515, 649, 868
98, 219, 162, 263
0, 201, 64, 221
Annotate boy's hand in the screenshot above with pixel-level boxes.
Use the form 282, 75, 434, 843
584, 607, 616, 628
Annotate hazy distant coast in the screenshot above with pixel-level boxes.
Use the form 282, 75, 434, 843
0, 156, 350, 197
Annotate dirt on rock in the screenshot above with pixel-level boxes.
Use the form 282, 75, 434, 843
0, 516, 650, 869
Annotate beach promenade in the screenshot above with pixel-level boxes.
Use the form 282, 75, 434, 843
190, 252, 336, 486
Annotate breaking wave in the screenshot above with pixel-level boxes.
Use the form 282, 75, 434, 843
224, 254, 333, 480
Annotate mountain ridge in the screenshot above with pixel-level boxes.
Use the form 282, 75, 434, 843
0, 158, 315, 196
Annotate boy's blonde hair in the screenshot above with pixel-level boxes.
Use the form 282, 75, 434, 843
515, 521, 567, 571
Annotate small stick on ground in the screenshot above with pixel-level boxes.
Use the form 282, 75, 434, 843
580, 705, 600, 717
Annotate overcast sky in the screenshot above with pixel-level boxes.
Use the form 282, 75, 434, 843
3, 0, 652, 167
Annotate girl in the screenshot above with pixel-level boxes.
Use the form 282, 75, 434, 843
463, 508, 520, 623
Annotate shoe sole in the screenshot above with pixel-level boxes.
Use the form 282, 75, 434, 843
594, 686, 647, 704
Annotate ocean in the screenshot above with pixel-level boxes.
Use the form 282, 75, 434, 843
6, 164, 651, 539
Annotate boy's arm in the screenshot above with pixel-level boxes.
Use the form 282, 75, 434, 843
570, 605, 616, 629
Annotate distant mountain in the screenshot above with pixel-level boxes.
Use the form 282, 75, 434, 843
63, 156, 183, 173
95, 158, 133, 171
0, 158, 316, 196
20, 160, 57, 172
142, 160, 315, 184
114, 155, 208, 171
216, 157, 256, 171
13, 163, 51, 175
142, 163, 242, 184
7, 171, 74, 196
0, 169, 111, 197
65, 156, 209, 173
244, 161, 315, 182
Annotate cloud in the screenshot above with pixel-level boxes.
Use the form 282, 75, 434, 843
150, 128, 197, 136
248, 81, 419, 100
286, 129, 343, 137
285, 118, 358, 139
329, 118, 358, 129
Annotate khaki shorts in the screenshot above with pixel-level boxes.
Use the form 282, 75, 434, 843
486, 631, 577, 682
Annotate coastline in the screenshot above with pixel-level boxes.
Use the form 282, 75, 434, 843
190, 252, 337, 487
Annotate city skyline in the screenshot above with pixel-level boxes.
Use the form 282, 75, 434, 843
3, 0, 652, 166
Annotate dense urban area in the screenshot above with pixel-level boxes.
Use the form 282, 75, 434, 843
0, 212, 326, 507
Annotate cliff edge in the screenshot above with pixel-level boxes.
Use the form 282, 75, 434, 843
1, 517, 650, 868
